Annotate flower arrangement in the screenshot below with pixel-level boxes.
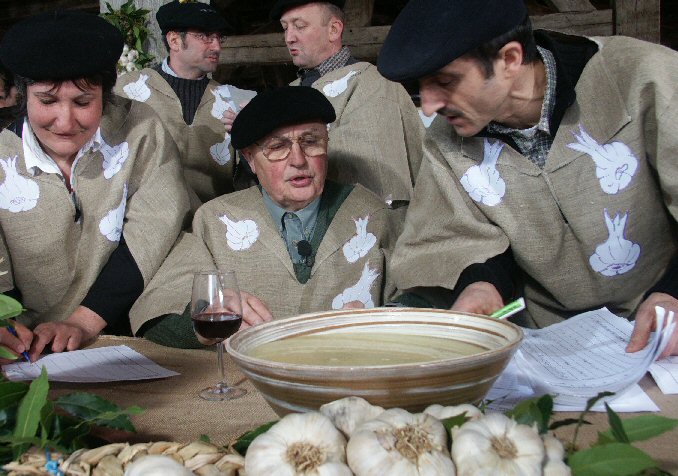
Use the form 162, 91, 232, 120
101, 0, 155, 74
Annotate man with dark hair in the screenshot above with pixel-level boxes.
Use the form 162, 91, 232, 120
115, 0, 254, 207
225, 0, 424, 224
378, 0, 678, 355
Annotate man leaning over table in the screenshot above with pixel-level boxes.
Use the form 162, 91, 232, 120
377, 0, 678, 355
223, 0, 424, 227
115, 0, 255, 208
129, 86, 398, 348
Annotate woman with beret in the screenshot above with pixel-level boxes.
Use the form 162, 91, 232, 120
0, 11, 191, 362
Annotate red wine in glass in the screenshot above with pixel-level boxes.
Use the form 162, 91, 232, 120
192, 312, 243, 341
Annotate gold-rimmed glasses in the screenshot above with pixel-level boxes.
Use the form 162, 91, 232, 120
255, 135, 328, 162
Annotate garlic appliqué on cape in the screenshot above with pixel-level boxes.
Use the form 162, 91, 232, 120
245, 412, 352, 476
346, 408, 456, 476
320, 396, 384, 438
451, 412, 544, 476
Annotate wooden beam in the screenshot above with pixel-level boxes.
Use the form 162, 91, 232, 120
344, 0, 374, 27
613, 0, 660, 43
219, 10, 613, 66
544, 0, 595, 13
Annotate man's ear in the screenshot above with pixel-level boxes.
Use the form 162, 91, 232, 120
497, 41, 524, 78
241, 147, 257, 175
328, 17, 343, 43
167, 31, 182, 52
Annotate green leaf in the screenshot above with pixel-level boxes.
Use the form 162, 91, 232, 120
0, 380, 28, 409
569, 443, 656, 476
232, 420, 277, 456
40, 400, 55, 445
595, 430, 615, 446
585, 391, 615, 412
550, 418, 587, 431
55, 393, 142, 432
0, 347, 20, 360
441, 413, 470, 433
13, 366, 48, 440
0, 295, 23, 320
597, 415, 678, 444
605, 403, 630, 443
506, 394, 553, 433
199, 434, 211, 443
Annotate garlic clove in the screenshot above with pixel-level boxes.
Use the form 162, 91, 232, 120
320, 396, 384, 437
124, 455, 195, 476
424, 404, 482, 421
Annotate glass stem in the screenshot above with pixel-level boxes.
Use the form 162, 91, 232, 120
217, 341, 228, 391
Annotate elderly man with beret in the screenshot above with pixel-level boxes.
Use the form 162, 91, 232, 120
225, 0, 424, 224
130, 86, 397, 348
378, 0, 678, 356
0, 11, 190, 362
115, 0, 254, 207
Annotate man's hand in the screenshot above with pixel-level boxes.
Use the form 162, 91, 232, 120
220, 100, 248, 133
29, 306, 106, 360
239, 290, 273, 330
627, 292, 678, 358
342, 301, 365, 310
451, 281, 504, 315
0, 321, 33, 364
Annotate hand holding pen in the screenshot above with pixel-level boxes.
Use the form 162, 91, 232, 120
1, 321, 33, 363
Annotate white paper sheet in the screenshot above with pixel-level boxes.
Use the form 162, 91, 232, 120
649, 356, 678, 394
2, 345, 179, 382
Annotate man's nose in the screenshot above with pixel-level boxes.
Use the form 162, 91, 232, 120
284, 29, 296, 44
420, 84, 445, 117
287, 141, 308, 167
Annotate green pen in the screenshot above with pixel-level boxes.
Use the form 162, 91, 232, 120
490, 297, 526, 319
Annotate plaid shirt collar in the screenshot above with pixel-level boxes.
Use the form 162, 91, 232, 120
298, 46, 353, 81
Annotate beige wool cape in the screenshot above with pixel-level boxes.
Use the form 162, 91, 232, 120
292, 62, 424, 207
129, 184, 397, 333
115, 68, 255, 207
392, 36, 678, 327
0, 97, 192, 327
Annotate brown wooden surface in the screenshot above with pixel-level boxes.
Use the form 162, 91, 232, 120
45, 336, 678, 473
614, 0, 661, 43
545, 0, 595, 13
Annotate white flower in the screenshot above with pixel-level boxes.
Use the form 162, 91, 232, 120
122, 44, 130, 55
126, 62, 137, 72
127, 49, 139, 61
0, 156, 40, 213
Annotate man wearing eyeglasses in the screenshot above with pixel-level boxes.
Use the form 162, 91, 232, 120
115, 0, 254, 208
129, 87, 398, 347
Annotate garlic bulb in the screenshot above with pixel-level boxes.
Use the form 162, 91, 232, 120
245, 412, 351, 476
320, 396, 384, 437
124, 455, 195, 476
451, 412, 544, 476
423, 404, 482, 421
346, 408, 456, 476
542, 434, 571, 476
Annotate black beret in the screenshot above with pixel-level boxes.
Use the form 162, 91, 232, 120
378, 0, 528, 82
270, 0, 345, 21
231, 86, 336, 150
0, 11, 123, 80
157, 1, 229, 35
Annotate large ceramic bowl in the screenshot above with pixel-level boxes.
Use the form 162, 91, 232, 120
227, 308, 522, 416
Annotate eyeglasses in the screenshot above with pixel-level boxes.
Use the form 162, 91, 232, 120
255, 135, 328, 162
185, 32, 226, 44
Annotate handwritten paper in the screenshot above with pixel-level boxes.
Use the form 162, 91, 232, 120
2, 345, 179, 382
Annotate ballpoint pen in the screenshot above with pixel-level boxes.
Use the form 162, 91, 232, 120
490, 297, 526, 320
4, 325, 30, 362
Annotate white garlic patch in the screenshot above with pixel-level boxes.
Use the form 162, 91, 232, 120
101, 139, 130, 179
589, 209, 640, 277
342, 215, 377, 263
322, 70, 358, 98
210, 86, 237, 120
99, 183, 128, 242
122, 74, 151, 102
219, 214, 259, 251
209, 134, 232, 165
0, 156, 40, 213
331, 262, 379, 310
460, 139, 506, 206
566, 125, 638, 195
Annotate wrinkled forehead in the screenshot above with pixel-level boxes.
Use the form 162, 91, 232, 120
262, 120, 328, 141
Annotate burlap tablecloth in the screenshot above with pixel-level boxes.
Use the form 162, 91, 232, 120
49, 336, 678, 472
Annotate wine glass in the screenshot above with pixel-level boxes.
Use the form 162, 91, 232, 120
191, 270, 247, 401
